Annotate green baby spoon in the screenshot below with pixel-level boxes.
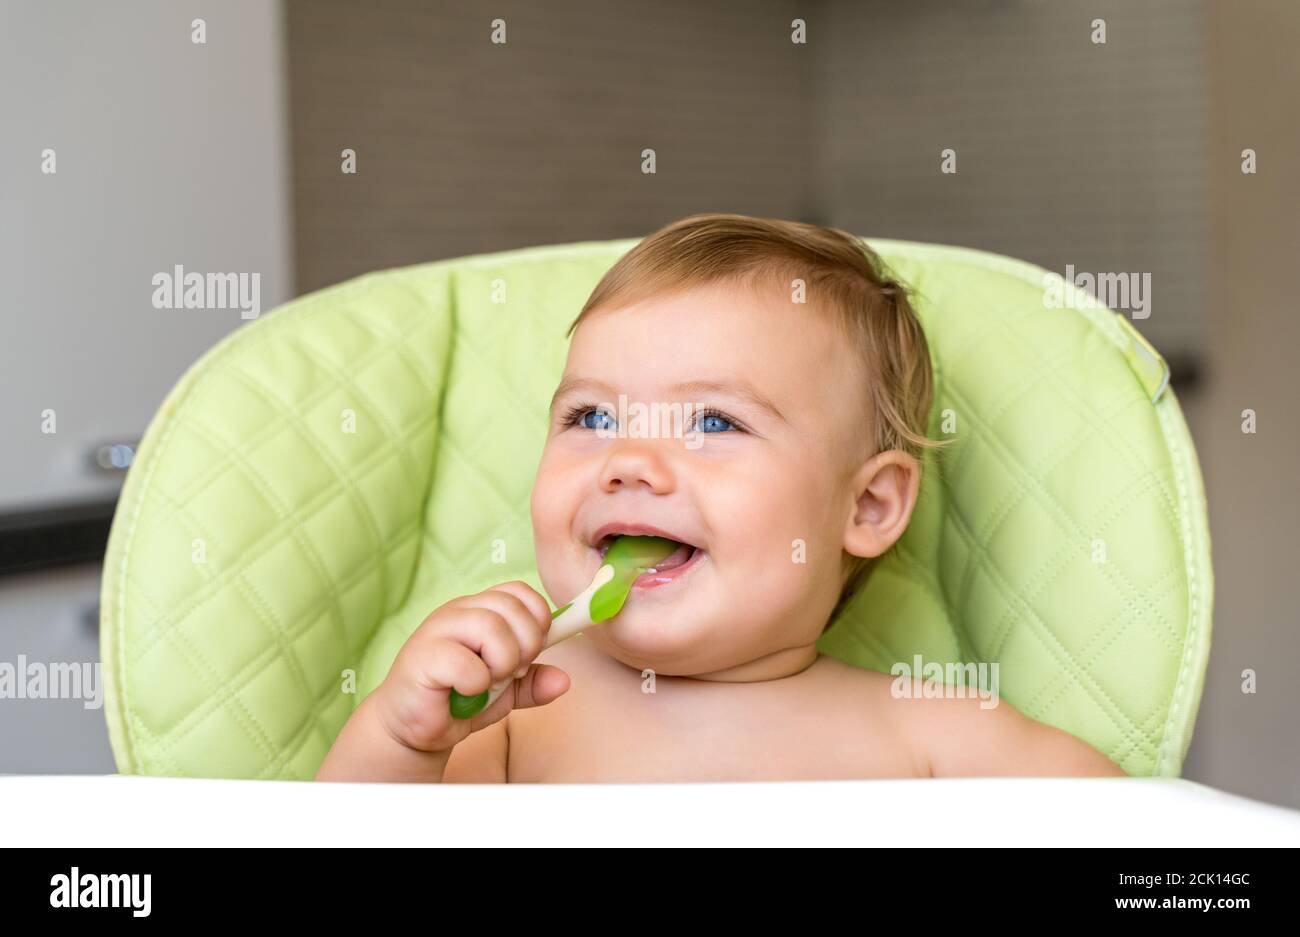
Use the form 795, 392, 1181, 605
447, 535, 680, 719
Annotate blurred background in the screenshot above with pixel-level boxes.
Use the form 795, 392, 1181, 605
0, 0, 1296, 805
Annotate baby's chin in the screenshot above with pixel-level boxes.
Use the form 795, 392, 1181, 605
584, 603, 723, 672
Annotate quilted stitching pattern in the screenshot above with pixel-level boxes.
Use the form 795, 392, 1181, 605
100, 238, 1212, 779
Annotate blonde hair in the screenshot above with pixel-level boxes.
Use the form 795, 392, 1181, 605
565, 212, 952, 628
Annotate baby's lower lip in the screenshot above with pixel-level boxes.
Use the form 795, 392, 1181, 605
631, 545, 703, 589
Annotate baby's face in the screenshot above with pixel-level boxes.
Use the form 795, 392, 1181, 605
530, 279, 874, 676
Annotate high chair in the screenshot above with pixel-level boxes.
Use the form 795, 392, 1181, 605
99, 237, 1212, 779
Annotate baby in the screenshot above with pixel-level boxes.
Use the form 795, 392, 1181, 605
317, 213, 1126, 783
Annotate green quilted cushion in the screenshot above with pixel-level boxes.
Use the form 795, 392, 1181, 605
100, 238, 1212, 779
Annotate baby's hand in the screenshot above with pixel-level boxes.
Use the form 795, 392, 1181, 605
374, 581, 571, 755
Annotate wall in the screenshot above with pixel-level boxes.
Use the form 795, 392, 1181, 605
284, 0, 809, 293
0, 0, 294, 513
1183, 0, 1300, 808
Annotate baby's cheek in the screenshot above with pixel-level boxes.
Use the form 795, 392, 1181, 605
758, 472, 830, 558
718, 523, 819, 611
529, 474, 567, 584
750, 471, 845, 608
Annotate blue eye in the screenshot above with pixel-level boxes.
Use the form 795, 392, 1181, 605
559, 403, 617, 431
558, 401, 747, 435
695, 410, 735, 433
580, 408, 615, 431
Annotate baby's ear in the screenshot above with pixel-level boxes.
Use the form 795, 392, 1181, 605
842, 450, 921, 560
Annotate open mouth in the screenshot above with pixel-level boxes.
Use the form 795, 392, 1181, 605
593, 531, 705, 589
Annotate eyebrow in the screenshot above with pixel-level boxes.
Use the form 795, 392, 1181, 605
549, 377, 786, 423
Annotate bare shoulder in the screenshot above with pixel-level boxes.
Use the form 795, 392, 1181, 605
890, 678, 1127, 778
805, 656, 933, 777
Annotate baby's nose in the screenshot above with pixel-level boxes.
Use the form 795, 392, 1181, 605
599, 441, 676, 494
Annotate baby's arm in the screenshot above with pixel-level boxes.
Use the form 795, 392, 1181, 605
916, 695, 1127, 778
315, 690, 465, 783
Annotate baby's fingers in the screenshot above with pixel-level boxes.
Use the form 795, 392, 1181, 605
380, 638, 487, 751
426, 607, 522, 685
483, 580, 553, 633
460, 587, 549, 677
459, 664, 569, 734
512, 664, 570, 711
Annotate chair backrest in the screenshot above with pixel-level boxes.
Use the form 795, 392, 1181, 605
100, 238, 1212, 779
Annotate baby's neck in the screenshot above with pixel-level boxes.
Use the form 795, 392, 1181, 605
576, 633, 823, 685
672, 643, 822, 686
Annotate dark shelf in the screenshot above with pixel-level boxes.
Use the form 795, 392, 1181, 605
0, 498, 118, 578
